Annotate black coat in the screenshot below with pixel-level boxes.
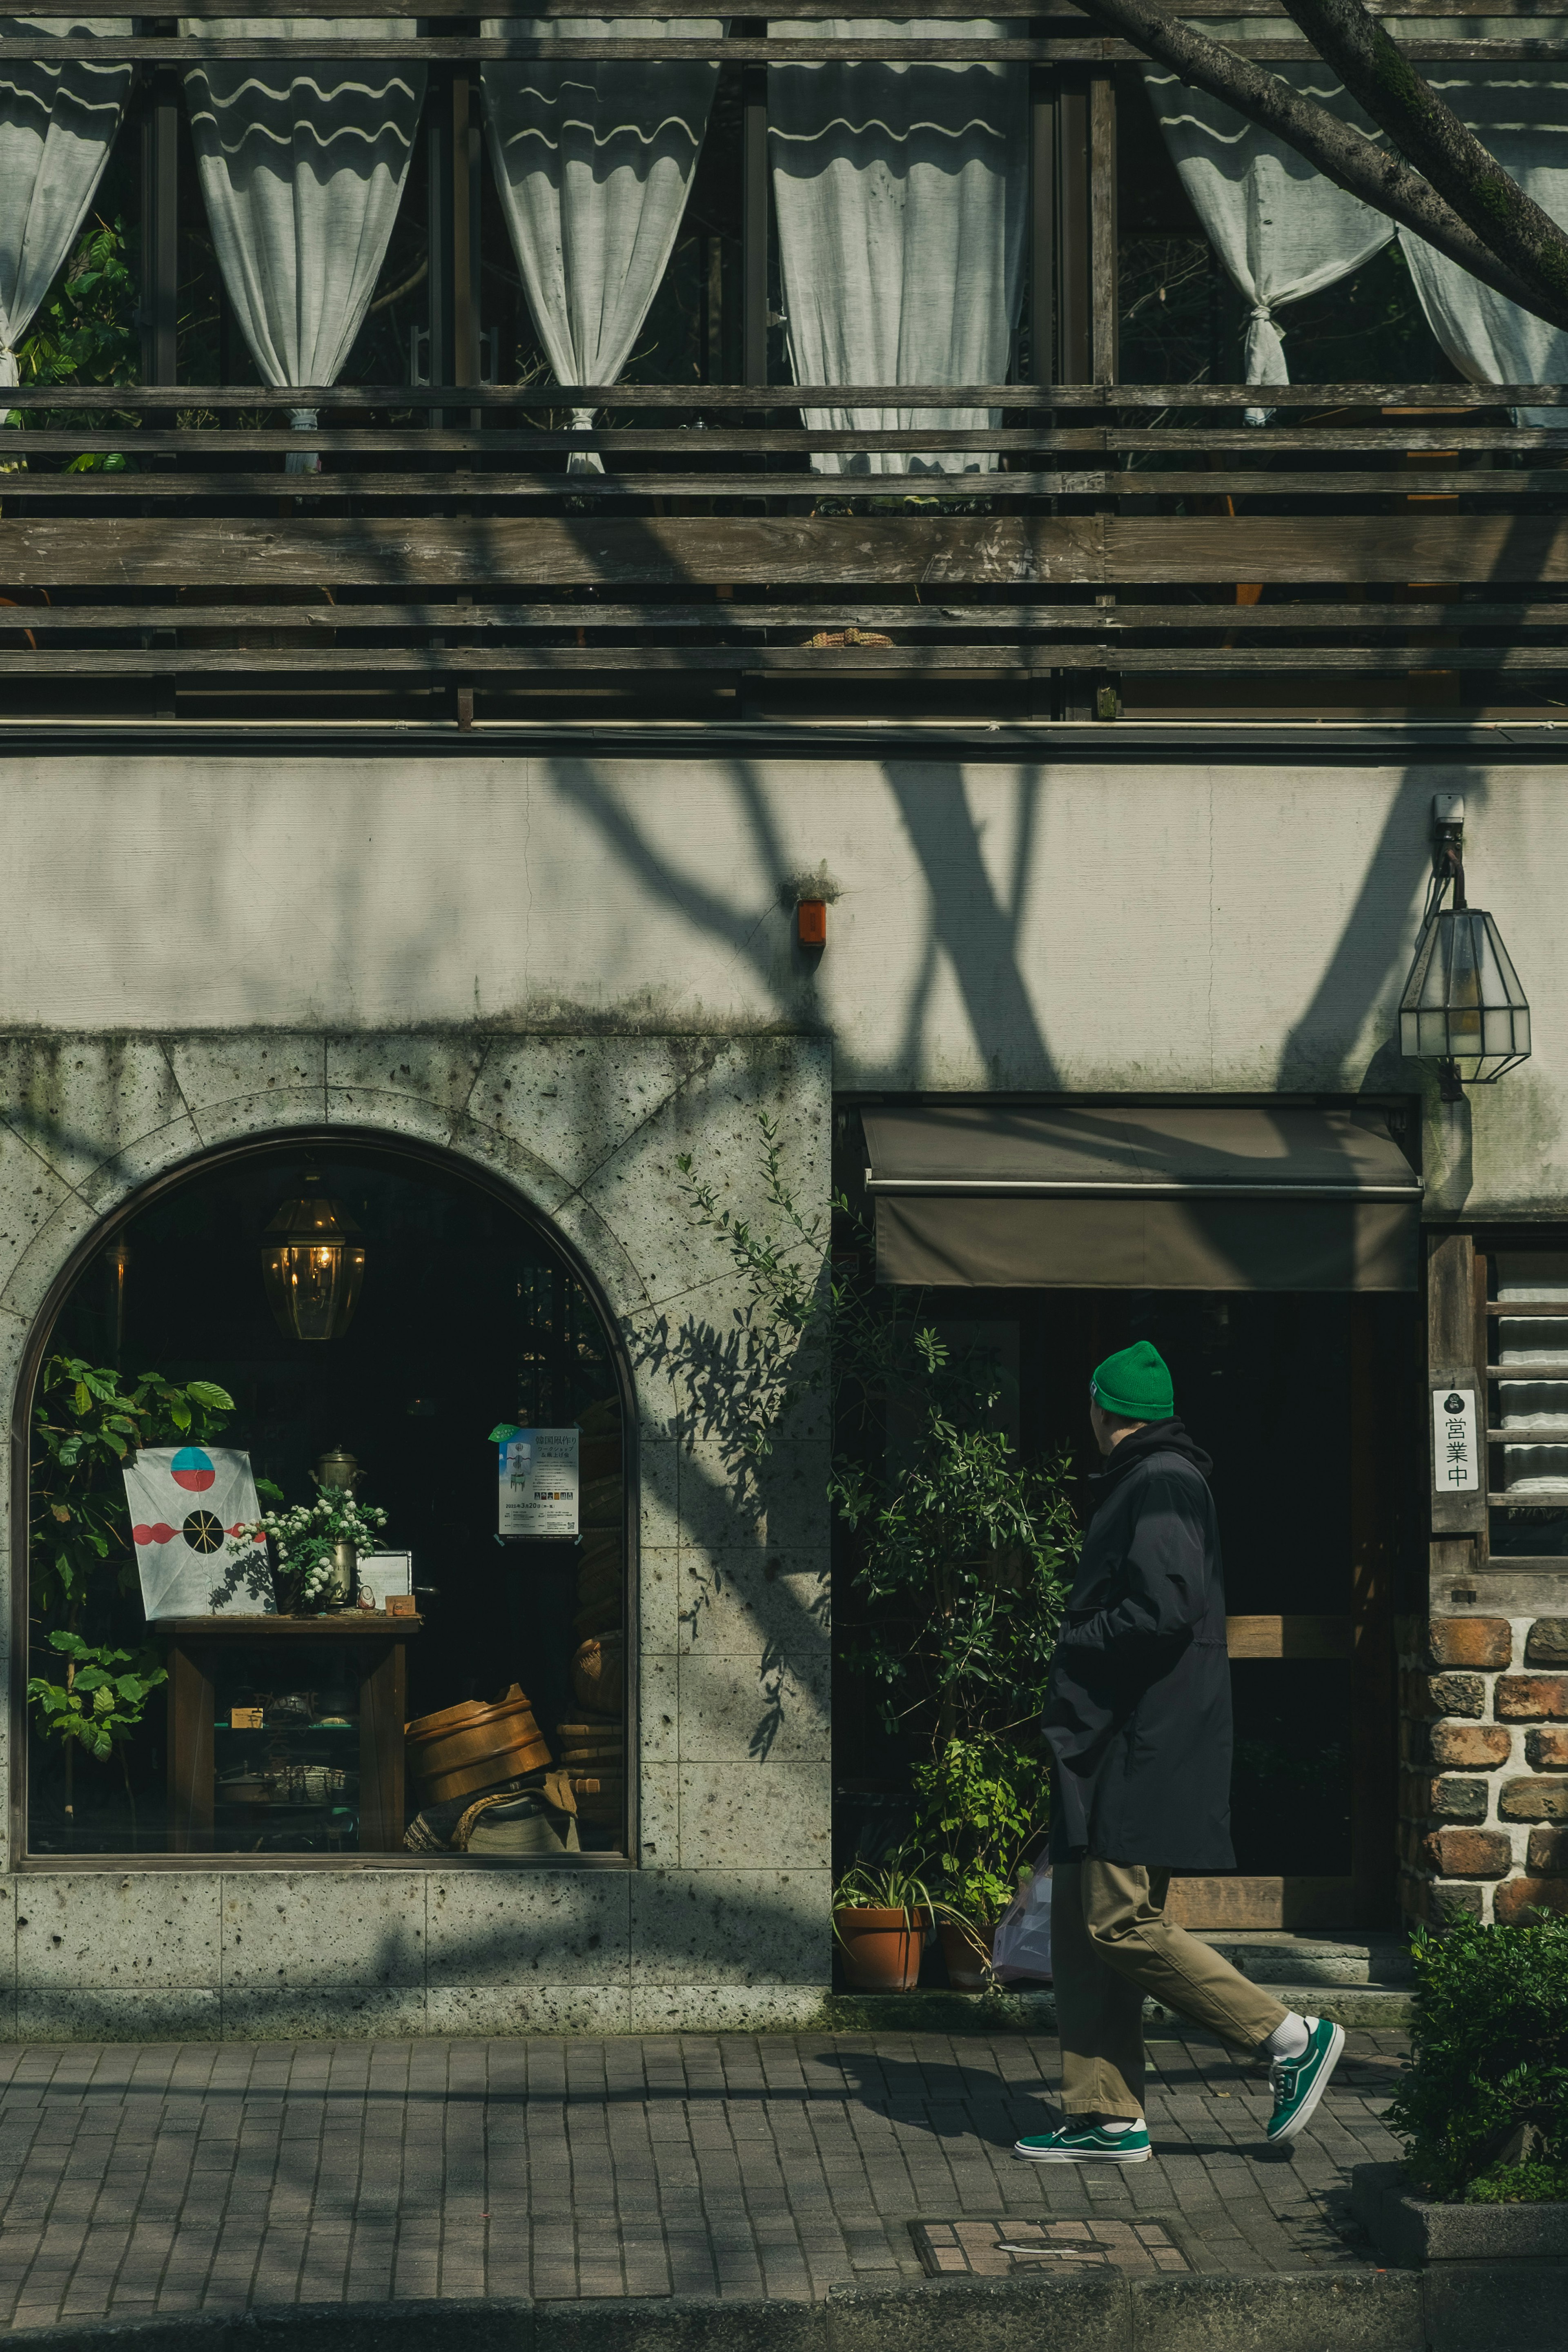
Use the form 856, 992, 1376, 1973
1041, 1419, 1236, 1872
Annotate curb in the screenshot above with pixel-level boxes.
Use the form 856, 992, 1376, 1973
4, 2266, 1563, 2352
813, 1985, 1413, 2032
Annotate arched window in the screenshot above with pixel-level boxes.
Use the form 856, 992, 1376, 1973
23, 1136, 632, 1866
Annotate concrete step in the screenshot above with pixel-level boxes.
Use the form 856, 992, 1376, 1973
1187, 1930, 1413, 1987
815, 1982, 1412, 2034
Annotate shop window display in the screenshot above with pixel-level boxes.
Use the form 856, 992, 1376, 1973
23, 1142, 629, 1861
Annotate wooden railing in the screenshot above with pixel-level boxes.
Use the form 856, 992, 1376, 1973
4, 381, 1568, 719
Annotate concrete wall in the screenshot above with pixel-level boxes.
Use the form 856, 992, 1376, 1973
1, 748, 1562, 1213
1, 742, 1565, 2026
0, 1030, 833, 2038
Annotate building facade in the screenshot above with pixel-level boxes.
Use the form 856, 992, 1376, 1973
0, 6, 1564, 2034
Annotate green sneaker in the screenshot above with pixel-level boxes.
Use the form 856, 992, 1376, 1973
1265, 2016, 1345, 2143
1013, 2120, 1151, 2165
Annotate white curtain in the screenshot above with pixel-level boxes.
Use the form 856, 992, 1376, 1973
483, 18, 721, 474
768, 19, 1025, 475
0, 17, 131, 416
184, 19, 425, 469
1143, 31, 1390, 416
1394, 26, 1568, 429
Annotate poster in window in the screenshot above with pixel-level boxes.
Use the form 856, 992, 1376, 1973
494, 1425, 580, 1536
123, 1446, 267, 1618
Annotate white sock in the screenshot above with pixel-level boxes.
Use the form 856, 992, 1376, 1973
1098, 2117, 1140, 2133
1263, 2013, 1311, 2061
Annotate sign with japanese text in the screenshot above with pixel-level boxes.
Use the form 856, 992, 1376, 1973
1432, 1387, 1479, 1494
492, 1425, 580, 1537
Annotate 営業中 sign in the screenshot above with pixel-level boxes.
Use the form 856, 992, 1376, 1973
1432, 1387, 1479, 1493
493, 1425, 580, 1537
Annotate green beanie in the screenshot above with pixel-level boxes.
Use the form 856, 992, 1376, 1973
1091, 1340, 1174, 1421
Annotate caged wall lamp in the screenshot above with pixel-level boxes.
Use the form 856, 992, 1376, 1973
1399, 795, 1531, 1105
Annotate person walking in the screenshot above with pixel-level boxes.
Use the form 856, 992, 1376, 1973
1015, 1339, 1343, 2166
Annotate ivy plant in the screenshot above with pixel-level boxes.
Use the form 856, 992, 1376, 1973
27, 1630, 167, 1763
677, 1115, 1076, 1931
31, 1355, 237, 1623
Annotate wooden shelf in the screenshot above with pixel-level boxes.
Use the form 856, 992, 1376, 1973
161, 1617, 419, 1855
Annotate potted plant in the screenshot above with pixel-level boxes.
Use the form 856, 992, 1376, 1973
834, 1848, 942, 1992
915, 1734, 1047, 1991
1352, 1912, 1568, 2268
229, 1486, 388, 1615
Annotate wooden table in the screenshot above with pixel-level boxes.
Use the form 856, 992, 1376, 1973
156, 1614, 421, 1854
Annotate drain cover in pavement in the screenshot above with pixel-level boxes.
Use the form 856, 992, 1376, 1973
913, 2218, 1191, 2277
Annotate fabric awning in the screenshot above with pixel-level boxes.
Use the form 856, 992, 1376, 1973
862, 1105, 1422, 1292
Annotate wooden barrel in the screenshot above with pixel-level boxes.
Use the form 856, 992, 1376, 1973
571, 1635, 624, 1715
405, 1685, 552, 1802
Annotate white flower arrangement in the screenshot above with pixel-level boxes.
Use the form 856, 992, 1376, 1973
228, 1490, 388, 1609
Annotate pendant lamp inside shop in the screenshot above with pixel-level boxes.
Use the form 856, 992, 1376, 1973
28, 1143, 628, 1863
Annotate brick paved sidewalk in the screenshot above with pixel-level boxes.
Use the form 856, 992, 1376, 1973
0, 2027, 1406, 2331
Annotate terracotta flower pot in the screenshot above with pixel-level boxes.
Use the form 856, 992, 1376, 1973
938, 1918, 996, 1991
835, 1906, 929, 1991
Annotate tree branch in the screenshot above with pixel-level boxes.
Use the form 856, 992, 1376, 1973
1279, 0, 1568, 326
1065, 0, 1568, 332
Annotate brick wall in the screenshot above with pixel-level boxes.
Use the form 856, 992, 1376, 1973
1399, 1614, 1568, 1925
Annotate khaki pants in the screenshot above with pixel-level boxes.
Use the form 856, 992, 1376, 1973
1052, 1860, 1291, 2119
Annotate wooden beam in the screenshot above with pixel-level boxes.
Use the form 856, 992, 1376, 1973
0, 514, 1108, 586
147, 1, 1568, 18
1106, 514, 1568, 583
1429, 1232, 1486, 1544
742, 62, 769, 392
1162, 1876, 1356, 1931
8, 644, 1566, 677
5, 379, 1567, 409
4, 465, 1568, 496
6, 31, 1568, 55
11, 598, 1565, 633
18, 420, 1568, 451
1225, 1615, 1354, 1659
10, 512, 1568, 589
1089, 72, 1117, 388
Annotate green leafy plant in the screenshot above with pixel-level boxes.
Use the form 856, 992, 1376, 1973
27, 1630, 166, 1762
229, 1489, 388, 1613
29, 1356, 253, 1831
677, 1116, 1076, 1933
1384, 1915, 1568, 2201
912, 1735, 1042, 1930
1463, 2161, 1568, 2205
8, 214, 141, 468
31, 1356, 238, 1623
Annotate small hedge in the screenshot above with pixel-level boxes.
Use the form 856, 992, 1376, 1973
1386, 1913, 1568, 2203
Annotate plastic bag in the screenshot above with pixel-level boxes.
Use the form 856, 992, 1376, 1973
991, 1864, 1052, 1983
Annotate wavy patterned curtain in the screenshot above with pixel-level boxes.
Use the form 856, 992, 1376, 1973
0, 16, 132, 416
1142, 35, 1390, 416
483, 16, 721, 474
1394, 28, 1568, 430
1145, 19, 1568, 432
184, 18, 425, 469
767, 18, 1026, 476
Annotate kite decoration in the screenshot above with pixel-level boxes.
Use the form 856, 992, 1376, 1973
122, 1446, 270, 1620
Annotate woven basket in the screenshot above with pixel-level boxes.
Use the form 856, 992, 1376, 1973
405, 1685, 552, 1802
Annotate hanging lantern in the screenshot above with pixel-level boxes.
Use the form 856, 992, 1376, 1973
261, 1183, 366, 1341
1399, 796, 1530, 1104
